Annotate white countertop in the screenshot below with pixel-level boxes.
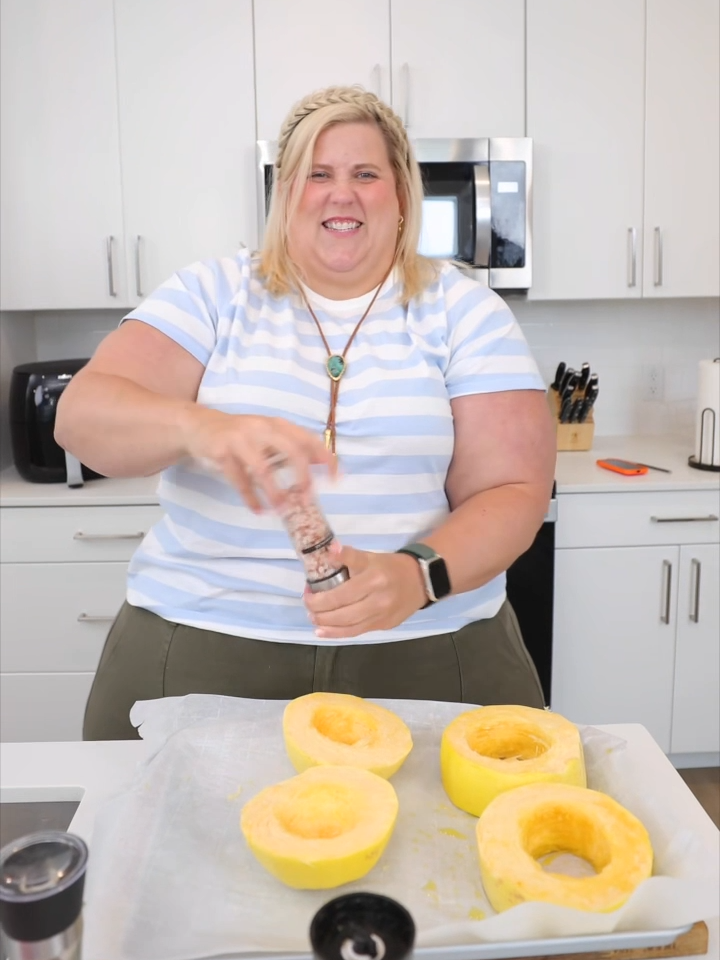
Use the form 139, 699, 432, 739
1, 725, 717, 960
1, 435, 718, 507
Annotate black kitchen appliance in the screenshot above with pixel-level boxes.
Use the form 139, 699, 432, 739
505, 485, 557, 705
9, 359, 102, 487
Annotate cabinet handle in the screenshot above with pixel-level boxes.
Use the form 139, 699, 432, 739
73, 531, 145, 541
690, 558, 701, 623
106, 236, 117, 297
651, 515, 718, 523
135, 235, 144, 297
627, 227, 637, 287
372, 63, 382, 98
77, 613, 116, 623
653, 227, 663, 286
660, 559, 672, 624
401, 62, 410, 128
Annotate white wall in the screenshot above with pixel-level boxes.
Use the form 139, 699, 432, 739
1, 296, 718, 471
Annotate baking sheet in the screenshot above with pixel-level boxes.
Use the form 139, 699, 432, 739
82, 696, 719, 960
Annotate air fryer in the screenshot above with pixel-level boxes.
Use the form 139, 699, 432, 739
9, 359, 103, 484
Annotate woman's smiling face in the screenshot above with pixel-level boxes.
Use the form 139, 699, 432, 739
287, 121, 401, 298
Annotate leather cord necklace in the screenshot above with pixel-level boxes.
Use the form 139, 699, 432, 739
300, 260, 395, 455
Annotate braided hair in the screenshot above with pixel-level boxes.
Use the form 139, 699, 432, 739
259, 85, 436, 304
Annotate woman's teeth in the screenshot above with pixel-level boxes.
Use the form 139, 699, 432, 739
324, 220, 361, 232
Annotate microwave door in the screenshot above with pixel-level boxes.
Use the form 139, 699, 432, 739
473, 163, 491, 273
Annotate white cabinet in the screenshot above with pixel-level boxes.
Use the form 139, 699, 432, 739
253, 0, 390, 142
527, 0, 646, 300
114, 0, 257, 301
552, 490, 720, 757
643, 0, 720, 298
671, 544, 720, 754
254, 0, 525, 142
390, 0, 524, 137
1, 0, 257, 312
552, 545, 678, 750
0, 502, 163, 742
528, 0, 719, 300
0, 0, 127, 310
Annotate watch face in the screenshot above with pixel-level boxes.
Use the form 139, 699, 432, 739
428, 556, 451, 600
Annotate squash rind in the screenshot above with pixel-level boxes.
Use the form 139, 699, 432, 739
476, 781, 654, 912
240, 765, 399, 889
441, 705, 586, 817
283, 692, 413, 778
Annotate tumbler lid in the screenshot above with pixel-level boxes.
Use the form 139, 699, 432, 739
310, 892, 415, 960
0, 832, 88, 942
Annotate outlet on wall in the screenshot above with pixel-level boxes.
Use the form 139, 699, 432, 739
642, 364, 665, 401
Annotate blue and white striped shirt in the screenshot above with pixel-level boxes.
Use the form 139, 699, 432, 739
123, 249, 544, 643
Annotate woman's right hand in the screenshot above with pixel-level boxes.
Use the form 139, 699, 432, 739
179, 406, 337, 512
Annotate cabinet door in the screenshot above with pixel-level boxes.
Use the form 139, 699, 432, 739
114, 0, 257, 301
0, 562, 127, 672
526, 1, 645, 300
0, 0, 126, 310
643, 0, 720, 298
254, 0, 390, 141
390, 0, 524, 137
552, 546, 678, 751
0, 674, 94, 742
671, 545, 720, 754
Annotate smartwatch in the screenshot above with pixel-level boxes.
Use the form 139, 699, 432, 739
396, 542, 451, 607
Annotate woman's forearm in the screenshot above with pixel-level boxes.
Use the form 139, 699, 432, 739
422, 483, 549, 595
55, 371, 196, 477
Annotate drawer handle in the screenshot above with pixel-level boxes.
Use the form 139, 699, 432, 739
650, 515, 719, 523
690, 558, 701, 623
660, 560, 672, 624
77, 613, 116, 622
73, 531, 145, 541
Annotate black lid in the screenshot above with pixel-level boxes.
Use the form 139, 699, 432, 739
310, 893, 415, 960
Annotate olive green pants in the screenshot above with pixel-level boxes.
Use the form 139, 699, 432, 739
83, 600, 544, 740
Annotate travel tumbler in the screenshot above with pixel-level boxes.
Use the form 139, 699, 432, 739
0, 830, 88, 960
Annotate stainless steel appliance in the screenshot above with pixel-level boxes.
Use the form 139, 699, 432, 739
257, 137, 533, 292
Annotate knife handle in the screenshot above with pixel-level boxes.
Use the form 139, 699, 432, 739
552, 361, 566, 391
578, 363, 591, 390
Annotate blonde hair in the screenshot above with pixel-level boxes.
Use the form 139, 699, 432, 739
259, 86, 437, 305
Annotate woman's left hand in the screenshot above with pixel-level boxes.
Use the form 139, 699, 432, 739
304, 542, 428, 639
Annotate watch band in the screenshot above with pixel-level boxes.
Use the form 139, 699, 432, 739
396, 542, 451, 606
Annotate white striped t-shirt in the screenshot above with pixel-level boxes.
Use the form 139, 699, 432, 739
123, 249, 544, 643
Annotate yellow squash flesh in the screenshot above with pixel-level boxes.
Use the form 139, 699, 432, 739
283, 692, 413, 779
476, 781, 654, 912
441, 704, 586, 817
240, 765, 399, 889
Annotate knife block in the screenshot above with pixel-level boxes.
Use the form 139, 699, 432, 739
547, 388, 595, 451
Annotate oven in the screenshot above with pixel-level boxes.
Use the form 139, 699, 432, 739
505, 485, 557, 706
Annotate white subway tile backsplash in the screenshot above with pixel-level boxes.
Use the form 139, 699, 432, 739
2, 296, 719, 461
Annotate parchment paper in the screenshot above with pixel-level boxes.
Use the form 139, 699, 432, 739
82, 695, 720, 960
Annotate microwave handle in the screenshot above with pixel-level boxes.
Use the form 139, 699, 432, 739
473, 164, 491, 267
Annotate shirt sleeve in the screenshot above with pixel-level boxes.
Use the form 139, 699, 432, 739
119, 258, 225, 366
442, 268, 546, 398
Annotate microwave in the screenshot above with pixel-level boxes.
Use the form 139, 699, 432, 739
257, 137, 532, 292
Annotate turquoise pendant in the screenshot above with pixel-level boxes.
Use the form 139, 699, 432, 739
326, 355, 346, 381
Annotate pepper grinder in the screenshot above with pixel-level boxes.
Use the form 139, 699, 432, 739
266, 451, 350, 592
0, 831, 88, 960
310, 892, 415, 960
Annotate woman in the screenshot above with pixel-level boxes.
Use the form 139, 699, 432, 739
56, 86, 556, 740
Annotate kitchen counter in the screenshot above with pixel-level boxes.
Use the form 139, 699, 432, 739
1, 725, 717, 960
1, 435, 718, 506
